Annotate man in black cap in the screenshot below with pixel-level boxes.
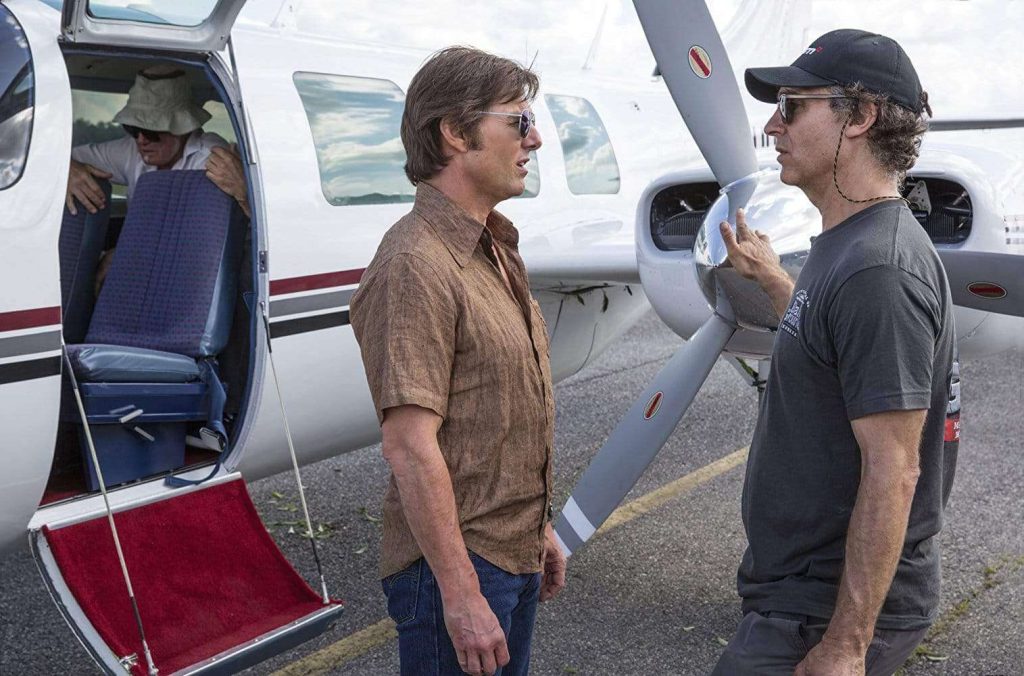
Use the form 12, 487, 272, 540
712, 30, 958, 675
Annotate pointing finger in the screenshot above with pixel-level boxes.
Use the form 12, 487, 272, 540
735, 208, 753, 239
735, 207, 748, 228
719, 220, 737, 249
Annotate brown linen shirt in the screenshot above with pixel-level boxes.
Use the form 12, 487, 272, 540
350, 182, 555, 579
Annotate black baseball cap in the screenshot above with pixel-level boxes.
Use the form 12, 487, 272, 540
745, 29, 923, 113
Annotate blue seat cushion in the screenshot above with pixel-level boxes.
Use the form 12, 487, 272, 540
66, 344, 200, 383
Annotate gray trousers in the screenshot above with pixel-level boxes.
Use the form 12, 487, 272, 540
711, 611, 929, 676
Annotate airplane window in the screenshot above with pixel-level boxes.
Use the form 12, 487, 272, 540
0, 6, 34, 191
86, 0, 211, 26
545, 94, 621, 195
293, 72, 415, 206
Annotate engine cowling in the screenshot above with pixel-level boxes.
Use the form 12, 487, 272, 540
637, 167, 819, 359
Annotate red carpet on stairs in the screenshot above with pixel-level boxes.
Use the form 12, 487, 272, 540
43, 479, 337, 675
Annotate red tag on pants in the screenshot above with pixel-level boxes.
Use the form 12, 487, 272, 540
944, 414, 960, 442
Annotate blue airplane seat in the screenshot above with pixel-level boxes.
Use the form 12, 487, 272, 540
58, 180, 112, 343
64, 170, 246, 489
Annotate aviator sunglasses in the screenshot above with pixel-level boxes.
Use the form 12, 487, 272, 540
478, 109, 536, 138
776, 93, 854, 123
122, 124, 165, 143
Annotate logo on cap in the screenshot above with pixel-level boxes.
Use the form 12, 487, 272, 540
803, 46, 824, 55
688, 46, 712, 79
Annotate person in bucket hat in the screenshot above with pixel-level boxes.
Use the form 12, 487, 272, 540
67, 65, 248, 217
711, 30, 956, 676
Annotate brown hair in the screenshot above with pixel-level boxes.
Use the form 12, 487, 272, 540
829, 83, 933, 182
401, 46, 539, 185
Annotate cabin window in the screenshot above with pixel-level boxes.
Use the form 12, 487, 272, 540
293, 72, 414, 207
0, 6, 34, 190
544, 94, 620, 195
86, 0, 217, 26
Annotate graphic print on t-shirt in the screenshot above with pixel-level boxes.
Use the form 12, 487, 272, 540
781, 289, 809, 338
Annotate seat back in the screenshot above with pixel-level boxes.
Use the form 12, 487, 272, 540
59, 181, 112, 343
85, 170, 245, 358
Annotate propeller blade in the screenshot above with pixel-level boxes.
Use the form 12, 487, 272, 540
632, 0, 759, 187
554, 315, 736, 557
937, 249, 1024, 317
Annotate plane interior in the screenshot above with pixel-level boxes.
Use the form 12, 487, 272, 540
43, 52, 258, 507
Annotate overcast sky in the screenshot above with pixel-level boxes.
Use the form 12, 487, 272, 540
282, 0, 1023, 120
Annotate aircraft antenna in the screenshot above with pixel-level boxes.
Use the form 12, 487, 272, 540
582, 2, 609, 70
61, 346, 160, 675
262, 305, 331, 603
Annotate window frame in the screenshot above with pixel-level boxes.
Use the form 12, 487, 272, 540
544, 93, 621, 196
293, 70, 415, 208
0, 5, 36, 192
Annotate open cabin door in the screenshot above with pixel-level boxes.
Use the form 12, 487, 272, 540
31, 474, 342, 675
60, 0, 246, 52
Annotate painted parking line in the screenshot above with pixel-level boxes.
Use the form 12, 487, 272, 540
272, 618, 397, 676
273, 446, 750, 675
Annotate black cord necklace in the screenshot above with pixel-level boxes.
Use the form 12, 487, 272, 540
832, 113, 908, 206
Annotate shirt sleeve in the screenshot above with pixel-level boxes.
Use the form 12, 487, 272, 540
828, 264, 941, 420
186, 132, 231, 168
350, 253, 457, 424
70, 137, 135, 187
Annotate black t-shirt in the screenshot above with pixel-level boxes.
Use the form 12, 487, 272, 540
738, 201, 958, 630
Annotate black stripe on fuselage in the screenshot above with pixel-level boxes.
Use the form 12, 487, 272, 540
0, 356, 61, 385
269, 311, 350, 339
269, 290, 355, 318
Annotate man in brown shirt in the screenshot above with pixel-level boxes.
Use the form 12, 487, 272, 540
350, 47, 565, 676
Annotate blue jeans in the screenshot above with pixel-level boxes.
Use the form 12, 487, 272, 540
382, 552, 542, 676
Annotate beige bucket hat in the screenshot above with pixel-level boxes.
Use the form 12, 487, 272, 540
113, 67, 212, 135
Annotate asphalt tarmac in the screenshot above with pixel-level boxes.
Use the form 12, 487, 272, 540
2, 311, 1021, 675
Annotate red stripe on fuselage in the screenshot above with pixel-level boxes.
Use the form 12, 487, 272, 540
0, 306, 61, 332
270, 269, 365, 296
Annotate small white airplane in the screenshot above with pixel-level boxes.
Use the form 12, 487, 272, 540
0, 0, 1020, 673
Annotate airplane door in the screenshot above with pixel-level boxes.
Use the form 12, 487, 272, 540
0, 0, 73, 558
59, 0, 246, 52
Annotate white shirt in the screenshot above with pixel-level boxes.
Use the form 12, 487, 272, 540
71, 130, 229, 200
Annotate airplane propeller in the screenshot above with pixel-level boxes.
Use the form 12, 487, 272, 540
631, 0, 757, 188
936, 250, 1024, 317
554, 0, 755, 556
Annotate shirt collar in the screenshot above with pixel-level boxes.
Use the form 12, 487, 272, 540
414, 182, 519, 268
178, 130, 205, 164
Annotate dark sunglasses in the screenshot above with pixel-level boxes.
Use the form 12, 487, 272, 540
776, 93, 855, 123
478, 109, 536, 138
122, 124, 164, 142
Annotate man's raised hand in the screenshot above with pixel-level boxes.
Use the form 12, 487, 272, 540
66, 160, 112, 216
205, 145, 250, 217
718, 208, 781, 282
719, 208, 795, 319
